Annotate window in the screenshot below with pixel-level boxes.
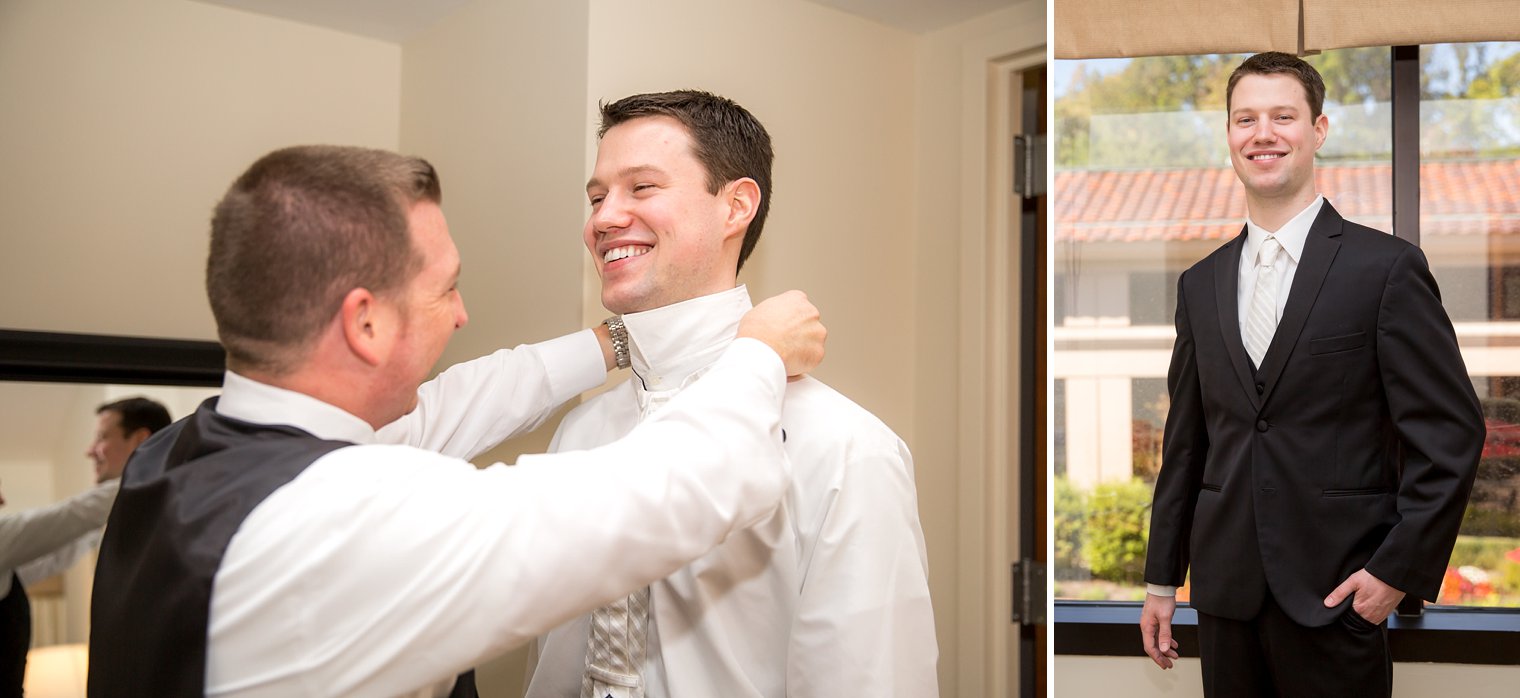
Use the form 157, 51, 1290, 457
1419, 42, 1520, 608
1055, 44, 1520, 612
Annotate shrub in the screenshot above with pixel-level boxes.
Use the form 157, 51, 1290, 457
1461, 506, 1520, 537
1055, 476, 1087, 579
1083, 478, 1153, 585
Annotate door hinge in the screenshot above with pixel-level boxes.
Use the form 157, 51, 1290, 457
1013, 134, 1046, 199
1011, 559, 1047, 625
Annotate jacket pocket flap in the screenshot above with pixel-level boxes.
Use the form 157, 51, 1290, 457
1309, 331, 1366, 355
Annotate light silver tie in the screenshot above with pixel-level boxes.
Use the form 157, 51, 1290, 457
1244, 236, 1282, 368
582, 390, 674, 698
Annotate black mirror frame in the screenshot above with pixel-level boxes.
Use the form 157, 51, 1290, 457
0, 329, 224, 387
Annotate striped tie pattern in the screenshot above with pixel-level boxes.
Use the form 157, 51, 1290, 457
581, 586, 649, 698
582, 389, 679, 698
1244, 236, 1282, 369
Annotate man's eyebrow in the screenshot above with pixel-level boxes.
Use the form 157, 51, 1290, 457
586, 165, 667, 190
1231, 104, 1302, 117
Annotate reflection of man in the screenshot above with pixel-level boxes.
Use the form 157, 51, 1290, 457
1, 397, 169, 694
87, 398, 173, 484
88, 145, 827, 697
1139, 52, 1486, 696
525, 91, 938, 697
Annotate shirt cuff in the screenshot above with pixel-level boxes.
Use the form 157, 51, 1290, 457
724, 337, 786, 388
532, 329, 607, 402
1146, 584, 1177, 597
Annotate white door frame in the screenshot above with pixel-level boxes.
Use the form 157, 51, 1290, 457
956, 38, 1045, 697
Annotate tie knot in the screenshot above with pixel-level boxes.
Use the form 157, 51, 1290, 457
1258, 237, 1282, 268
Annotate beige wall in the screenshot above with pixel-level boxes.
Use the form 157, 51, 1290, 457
0, 0, 401, 340
0, 0, 401, 664
399, 0, 593, 690
1055, 656, 1520, 696
914, 2, 1046, 694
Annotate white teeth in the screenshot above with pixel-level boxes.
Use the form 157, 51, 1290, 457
1250, 153, 1284, 161
604, 246, 651, 263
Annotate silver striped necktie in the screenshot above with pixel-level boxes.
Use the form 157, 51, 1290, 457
1244, 236, 1283, 369
582, 388, 678, 698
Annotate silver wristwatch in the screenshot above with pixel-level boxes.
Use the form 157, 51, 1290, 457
603, 315, 630, 370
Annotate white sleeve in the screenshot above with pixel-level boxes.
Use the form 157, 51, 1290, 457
16, 528, 103, 586
208, 338, 790, 698
786, 440, 939, 697
0, 479, 118, 572
375, 330, 606, 460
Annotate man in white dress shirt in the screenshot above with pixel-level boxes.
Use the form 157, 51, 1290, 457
1, 397, 170, 693
525, 91, 938, 698
87, 144, 828, 698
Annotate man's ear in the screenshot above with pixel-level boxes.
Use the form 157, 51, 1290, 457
339, 287, 392, 367
722, 178, 761, 242
1313, 113, 1330, 152
126, 427, 153, 450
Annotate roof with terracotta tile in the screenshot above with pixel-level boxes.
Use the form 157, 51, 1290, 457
1055, 160, 1520, 242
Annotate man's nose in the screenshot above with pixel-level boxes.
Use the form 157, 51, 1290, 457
1253, 120, 1276, 141
591, 192, 632, 231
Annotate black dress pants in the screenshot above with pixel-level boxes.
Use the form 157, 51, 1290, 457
1197, 593, 1391, 698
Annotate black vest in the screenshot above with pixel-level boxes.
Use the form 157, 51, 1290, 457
1, 573, 29, 697
88, 399, 477, 697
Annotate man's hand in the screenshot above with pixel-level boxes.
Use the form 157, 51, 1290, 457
1140, 593, 1180, 669
739, 290, 826, 377
1324, 568, 1405, 624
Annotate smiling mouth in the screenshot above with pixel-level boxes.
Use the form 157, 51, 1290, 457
604, 245, 652, 264
1248, 153, 1285, 161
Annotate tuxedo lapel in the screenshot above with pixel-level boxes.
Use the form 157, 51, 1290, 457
1257, 204, 1344, 407
1214, 226, 1261, 410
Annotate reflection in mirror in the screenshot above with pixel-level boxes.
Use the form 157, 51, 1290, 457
0, 382, 216, 658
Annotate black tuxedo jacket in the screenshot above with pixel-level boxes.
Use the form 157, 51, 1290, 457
1144, 202, 1485, 626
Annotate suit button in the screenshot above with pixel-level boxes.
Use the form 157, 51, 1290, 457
1256, 419, 1269, 432
1255, 382, 1265, 394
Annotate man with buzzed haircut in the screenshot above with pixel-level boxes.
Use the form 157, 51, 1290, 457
526, 91, 938, 698
1139, 52, 1485, 697
88, 144, 827, 697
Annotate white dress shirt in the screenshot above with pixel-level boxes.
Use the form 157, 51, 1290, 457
526, 287, 939, 698
1148, 194, 1326, 600
0, 478, 119, 600
1236, 195, 1323, 335
202, 329, 795, 698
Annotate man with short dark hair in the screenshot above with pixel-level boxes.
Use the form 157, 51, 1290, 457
1139, 52, 1485, 697
87, 397, 172, 484
524, 91, 938, 697
88, 144, 828, 697
1, 396, 171, 694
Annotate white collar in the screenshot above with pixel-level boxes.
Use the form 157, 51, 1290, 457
216, 370, 377, 445
621, 285, 752, 391
1245, 195, 1324, 267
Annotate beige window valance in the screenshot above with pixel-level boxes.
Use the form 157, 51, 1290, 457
1055, 0, 1520, 59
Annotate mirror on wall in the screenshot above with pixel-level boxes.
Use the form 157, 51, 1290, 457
1, 381, 218, 649
0, 328, 223, 679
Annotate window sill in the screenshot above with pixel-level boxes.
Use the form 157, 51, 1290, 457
1055, 601, 1520, 664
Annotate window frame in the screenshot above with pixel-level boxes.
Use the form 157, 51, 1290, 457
1053, 44, 1520, 664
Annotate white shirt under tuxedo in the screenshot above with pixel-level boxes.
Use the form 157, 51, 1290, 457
525, 287, 939, 698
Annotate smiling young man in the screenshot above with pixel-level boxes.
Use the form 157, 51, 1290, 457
524, 91, 938, 698
1138, 53, 1485, 697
